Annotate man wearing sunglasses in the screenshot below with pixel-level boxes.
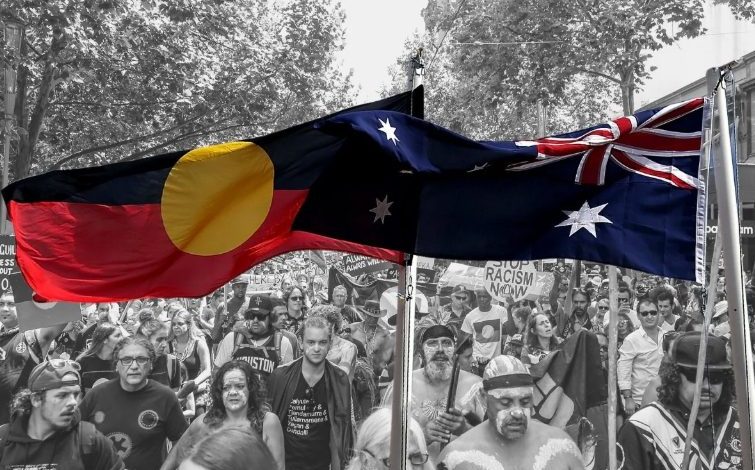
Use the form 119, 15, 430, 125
214, 294, 294, 394
0, 359, 124, 469
618, 298, 664, 416
617, 332, 739, 470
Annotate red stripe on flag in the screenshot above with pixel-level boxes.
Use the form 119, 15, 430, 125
612, 150, 696, 189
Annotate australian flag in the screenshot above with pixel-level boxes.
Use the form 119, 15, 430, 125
297, 98, 706, 282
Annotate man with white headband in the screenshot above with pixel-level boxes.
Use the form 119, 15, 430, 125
438, 355, 583, 470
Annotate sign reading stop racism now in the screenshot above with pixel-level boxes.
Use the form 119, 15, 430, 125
484, 260, 538, 302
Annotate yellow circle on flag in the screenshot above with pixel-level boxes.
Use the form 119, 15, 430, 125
161, 141, 274, 256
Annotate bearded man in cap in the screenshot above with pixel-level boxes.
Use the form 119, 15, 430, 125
0, 359, 123, 469
382, 325, 482, 462
214, 294, 294, 396
617, 332, 740, 470
438, 355, 583, 470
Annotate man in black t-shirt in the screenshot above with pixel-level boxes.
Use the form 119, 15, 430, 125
267, 315, 353, 470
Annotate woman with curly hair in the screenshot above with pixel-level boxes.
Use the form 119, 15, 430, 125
160, 360, 284, 470
75, 322, 123, 392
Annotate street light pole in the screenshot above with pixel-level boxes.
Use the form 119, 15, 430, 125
2, 16, 24, 235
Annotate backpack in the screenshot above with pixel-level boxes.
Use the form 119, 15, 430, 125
0, 420, 98, 469
233, 331, 282, 360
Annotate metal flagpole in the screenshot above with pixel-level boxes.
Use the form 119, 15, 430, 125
388, 49, 423, 470
681, 233, 722, 469
709, 65, 755, 470
606, 265, 619, 470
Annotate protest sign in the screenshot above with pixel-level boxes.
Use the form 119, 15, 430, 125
483, 260, 538, 301
438, 262, 485, 291
342, 254, 394, 277
9, 272, 81, 331
0, 235, 16, 293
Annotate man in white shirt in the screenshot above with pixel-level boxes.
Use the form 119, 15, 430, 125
618, 298, 663, 415
460, 287, 508, 374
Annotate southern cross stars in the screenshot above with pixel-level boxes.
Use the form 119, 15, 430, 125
555, 201, 612, 237
370, 195, 393, 224
378, 118, 399, 145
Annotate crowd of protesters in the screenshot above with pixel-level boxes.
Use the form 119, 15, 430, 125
0, 252, 753, 469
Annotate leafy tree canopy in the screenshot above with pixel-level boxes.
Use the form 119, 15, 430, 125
1, 0, 354, 179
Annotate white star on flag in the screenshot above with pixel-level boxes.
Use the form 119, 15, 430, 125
370, 195, 393, 224
378, 118, 399, 145
555, 201, 613, 237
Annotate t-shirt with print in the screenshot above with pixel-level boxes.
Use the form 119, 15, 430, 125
79, 379, 188, 470
77, 355, 117, 391
0, 330, 43, 425
461, 305, 508, 362
283, 373, 331, 470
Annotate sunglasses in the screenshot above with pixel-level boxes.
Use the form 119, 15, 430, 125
598, 306, 610, 311
246, 313, 269, 321
48, 359, 81, 371
453, 296, 467, 301
639, 310, 658, 317
679, 367, 727, 385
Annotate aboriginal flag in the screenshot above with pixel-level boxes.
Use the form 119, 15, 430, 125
2, 90, 419, 301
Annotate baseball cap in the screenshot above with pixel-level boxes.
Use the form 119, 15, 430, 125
669, 332, 731, 370
243, 294, 272, 318
231, 275, 249, 286
29, 359, 81, 392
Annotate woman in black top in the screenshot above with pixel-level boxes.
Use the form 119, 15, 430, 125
169, 308, 212, 415
75, 322, 123, 392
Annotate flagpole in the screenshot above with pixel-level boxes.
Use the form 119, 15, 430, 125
681, 232, 722, 469
606, 265, 619, 470
389, 50, 424, 470
710, 66, 755, 470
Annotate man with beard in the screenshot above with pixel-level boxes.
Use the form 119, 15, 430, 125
0, 359, 124, 469
561, 289, 593, 338
618, 333, 740, 469
438, 355, 583, 470
382, 325, 482, 462
267, 315, 352, 470
215, 295, 294, 396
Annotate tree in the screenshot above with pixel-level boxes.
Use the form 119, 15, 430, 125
388, 0, 744, 141
1, 0, 354, 180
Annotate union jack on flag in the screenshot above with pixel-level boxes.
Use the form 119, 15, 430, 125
510, 98, 705, 189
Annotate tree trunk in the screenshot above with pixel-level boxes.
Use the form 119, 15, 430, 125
15, 59, 56, 179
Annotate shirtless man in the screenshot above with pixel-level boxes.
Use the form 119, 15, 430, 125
382, 325, 482, 462
438, 355, 583, 470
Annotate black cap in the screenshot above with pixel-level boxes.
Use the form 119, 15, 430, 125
420, 325, 455, 344
243, 294, 272, 318
670, 332, 731, 370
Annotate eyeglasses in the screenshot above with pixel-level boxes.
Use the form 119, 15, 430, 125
48, 359, 81, 371
679, 367, 727, 385
289, 296, 303, 301
453, 296, 467, 301
598, 306, 610, 311
119, 356, 150, 366
639, 310, 658, 317
363, 449, 429, 467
